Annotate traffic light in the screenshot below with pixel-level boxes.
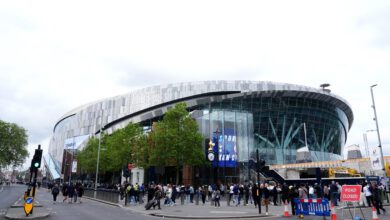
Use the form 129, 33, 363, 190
123, 166, 130, 177
31, 148, 43, 170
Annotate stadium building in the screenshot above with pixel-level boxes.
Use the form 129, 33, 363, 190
44, 81, 353, 185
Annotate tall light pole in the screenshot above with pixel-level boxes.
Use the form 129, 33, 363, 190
68, 135, 75, 184
94, 114, 103, 198
213, 128, 221, 185
370, 84, 388, 199
370, 85, 385, 170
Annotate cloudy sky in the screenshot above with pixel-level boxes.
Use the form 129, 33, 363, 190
0, 1, 389, 168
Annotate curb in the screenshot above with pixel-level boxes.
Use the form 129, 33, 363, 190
88, 198, 278, 219
337, 203, 390, 210
5, 208, 50, 220
150, 213, 276, 219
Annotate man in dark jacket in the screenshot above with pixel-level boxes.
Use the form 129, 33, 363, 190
147, 184, 155, 202
372, 183, 386, 215
281, 183, 289, 204
288, 185, 299, 215
329, 181, 338, 206
252, 184, 259, 208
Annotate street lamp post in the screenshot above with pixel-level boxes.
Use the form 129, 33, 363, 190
370, 85, 385, 169
68, 135, 75, 184
94, 115, 103, 199
213, 128, 221, 185
370, 84, 388, 200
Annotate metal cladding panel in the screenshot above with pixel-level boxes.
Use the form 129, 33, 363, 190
53, 80, 354, 135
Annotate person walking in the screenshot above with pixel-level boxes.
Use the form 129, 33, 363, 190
372, 183, 386, 215
323, 184, 330, 200
244, 184, 250, 206
298, 184, 308, 199
67, 182, 75, 203
51, 183, 60, 204
252, 183, 259, 208
308, 185, 315, 199
62, 183, 68, 203
76, 183, 84, 203
153, 185, 162, 210
363, 182, 373, 207
329, 181, 338, 206
201, 185, 207, 205
261, 183, 270, 215
281, 183, 289, 205
272, 184, 278, 205
213, 188, 221, 207
288, 185, 299, 215
228, 184, 233, 206
171, 185, 177, 205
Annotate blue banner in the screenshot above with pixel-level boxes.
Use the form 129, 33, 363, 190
212, 128, 237, 167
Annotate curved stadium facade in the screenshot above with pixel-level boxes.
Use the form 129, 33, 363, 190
46, 81, 353, 184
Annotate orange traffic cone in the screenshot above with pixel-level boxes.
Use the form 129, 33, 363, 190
372, 206, 379, 220
331, 202, 337, 220
284, 201, 290, 217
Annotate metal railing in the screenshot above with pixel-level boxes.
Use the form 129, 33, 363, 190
84, 188, 120, 203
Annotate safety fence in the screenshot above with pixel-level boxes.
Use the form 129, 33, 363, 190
84, 188, 120, 203
294, 198, 330, 217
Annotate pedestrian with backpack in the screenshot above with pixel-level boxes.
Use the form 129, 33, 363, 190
52, 183, 60, 204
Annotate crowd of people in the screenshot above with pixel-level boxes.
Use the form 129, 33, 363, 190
47, 182, 85, 204
117, 180, 388, 215
43, 180, 388, 216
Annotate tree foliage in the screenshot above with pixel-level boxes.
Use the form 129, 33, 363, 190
77, 123, 148, 175
0, 119, 29, 168
149, 102, 204, 184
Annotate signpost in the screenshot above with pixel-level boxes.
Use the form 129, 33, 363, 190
24, 145, 43, 216
340, 185, 364, 219
24, 197, 34, 216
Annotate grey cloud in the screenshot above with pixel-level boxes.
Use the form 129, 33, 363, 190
357, 6, 390, 48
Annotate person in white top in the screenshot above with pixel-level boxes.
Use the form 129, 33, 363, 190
363, 183, 372, 207
309, 185, 315, 199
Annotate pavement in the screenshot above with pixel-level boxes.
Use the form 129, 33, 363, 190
86, 195, 390, 219
4, 191, 51, 220
90, 196, 305, 219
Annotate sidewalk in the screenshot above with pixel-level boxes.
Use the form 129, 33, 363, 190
117, 197, 287, 219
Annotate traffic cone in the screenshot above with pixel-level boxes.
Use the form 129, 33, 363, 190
331, 202, 337, 220
284, 201, 290, 217
372, 206, 379, 220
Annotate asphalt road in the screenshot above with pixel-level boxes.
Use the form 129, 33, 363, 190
35, 187, 159, 220
0, 184, 156, 220
0, 184, 26, 218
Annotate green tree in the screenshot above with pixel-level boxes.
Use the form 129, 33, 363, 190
104, 122, 148, 172
0, 120, 29, 168
149, 102, 204, 185
77, 123, 147, 179
77, 136, 99, 174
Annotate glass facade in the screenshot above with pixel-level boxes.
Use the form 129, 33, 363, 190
193, 95, 348, 184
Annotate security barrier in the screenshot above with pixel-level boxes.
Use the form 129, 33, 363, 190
294, 198, 330, 217
84, 188, 120, 203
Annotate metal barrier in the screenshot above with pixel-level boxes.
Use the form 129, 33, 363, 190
84, 188, 120, 203
294, 198, 330, 217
